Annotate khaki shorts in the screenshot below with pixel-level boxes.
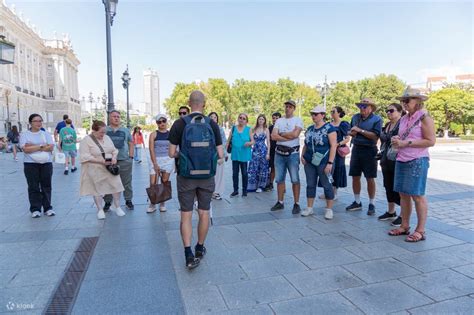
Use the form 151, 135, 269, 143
177, 175, 215, 211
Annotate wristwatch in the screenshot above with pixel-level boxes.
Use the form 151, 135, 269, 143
129, 156, 134, 160
407, 141, 412, 146
327, 161, 333, 165
361, 129, 366, 134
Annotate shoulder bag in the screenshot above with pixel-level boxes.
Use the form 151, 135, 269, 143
386, 114, 425, 161
89, 135, 120, 176
310, 127, 329, 166
226, 126, 235, 154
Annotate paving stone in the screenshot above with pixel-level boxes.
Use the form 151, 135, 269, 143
0, 250, 65, 270
397, 248, 471, 273
294, 247, 362, 269
408, 296, 474, 314
7, 265, 66, 287
73, 273, 184, 314
346, 241, 411, 260
0, 269, 18, 288
285, 266, 365, 296
239, 255, 308, 279
176, 262, 248, 287
303, 233, 363, 250
340, 280, 433, 314
181, 285, 228, 314
219, 276, 300, 309
39, 239, 81, 251
343, 258, 420, 283
266, 226, 320, 241
0, 241, 43, 255
400, 269, 474, 301
387, 234, 462, 252
453, 264, 474, 279
270, 291, 363, 314
234, 220, 283, 233
442, 227, 474, 242
254, 239, 316, 257
443, 243, 474, 261
211, 304, 273, 315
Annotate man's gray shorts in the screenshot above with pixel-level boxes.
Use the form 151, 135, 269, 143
177, 175, 215, 211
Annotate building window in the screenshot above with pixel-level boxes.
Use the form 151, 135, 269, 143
48, 88, 54, 98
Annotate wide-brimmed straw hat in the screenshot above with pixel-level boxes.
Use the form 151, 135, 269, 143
309, 105, 326, 114
396, 87, 428, 101
355, 98, 377, 110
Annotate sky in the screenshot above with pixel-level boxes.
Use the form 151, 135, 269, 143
6, 0, 473, 109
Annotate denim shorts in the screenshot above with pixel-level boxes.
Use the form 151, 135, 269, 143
274, 153, 300, 184
63, 150, 77, 158
394, 157, 429, 196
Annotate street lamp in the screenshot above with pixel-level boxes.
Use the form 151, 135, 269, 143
102, 0, 118, 123
121, 65, 131, 129
0, 35, 15, 64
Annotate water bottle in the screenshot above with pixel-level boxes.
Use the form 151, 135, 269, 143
327, 173, 334, 184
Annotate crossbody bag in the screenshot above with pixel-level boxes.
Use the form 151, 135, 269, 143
89, 135, 120, 176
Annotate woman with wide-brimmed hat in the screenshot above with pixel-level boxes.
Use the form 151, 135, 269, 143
388, 87, 436, 242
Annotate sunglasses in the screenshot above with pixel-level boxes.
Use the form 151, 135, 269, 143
386, 109, 396, 114
238, 116, 247, 120
357, 104, 368, 109
401, 98, 413, 104
311, 112, 324, 116
157, 120, 167, 124
331, 110, 337, 114
178, 111, 187, 115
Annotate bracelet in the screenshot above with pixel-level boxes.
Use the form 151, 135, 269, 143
327, 161, 333, 165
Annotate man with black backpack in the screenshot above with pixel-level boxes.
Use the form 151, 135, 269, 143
169, 90, 224, 269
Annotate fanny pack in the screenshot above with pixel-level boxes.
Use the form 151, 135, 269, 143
276, 145, 300, 156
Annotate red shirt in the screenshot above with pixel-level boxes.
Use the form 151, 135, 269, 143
133, 133, 144, 145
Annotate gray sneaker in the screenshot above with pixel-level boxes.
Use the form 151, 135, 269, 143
367, 204, 376, 216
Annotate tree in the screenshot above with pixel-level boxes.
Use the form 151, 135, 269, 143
426, 87, 474, 135
163, 82, 200, 119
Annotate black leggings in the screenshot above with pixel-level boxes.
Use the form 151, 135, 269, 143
382, 163, 400, 205
232, 161, 248, 193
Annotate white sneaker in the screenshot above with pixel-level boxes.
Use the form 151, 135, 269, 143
31, 211, 41, 218
256, 188, 262, 193
301, 207, 314, 217
147, 204, 157, 213
159, 205, 167, 212
324, 208, 334, 220
45, 210, 56, 217
113, 207, 126, 217
97, 210, 106, 220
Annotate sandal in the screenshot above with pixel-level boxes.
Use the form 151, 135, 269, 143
388, 227, 410, 236
405, 230, 426, 242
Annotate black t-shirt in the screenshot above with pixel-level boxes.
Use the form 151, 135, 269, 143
269, 124, 277, 152
169, 112, 223, 147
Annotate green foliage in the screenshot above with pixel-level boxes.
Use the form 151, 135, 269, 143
460, 135, 474, 140
426, 88, 474, 134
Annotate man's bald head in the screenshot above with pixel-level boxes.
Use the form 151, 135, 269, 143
188, 90, 206, 110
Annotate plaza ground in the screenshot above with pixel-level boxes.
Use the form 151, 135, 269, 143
0, 142, 473, 314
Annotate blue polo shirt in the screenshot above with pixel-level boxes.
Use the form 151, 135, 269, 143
350, 113, 382, 147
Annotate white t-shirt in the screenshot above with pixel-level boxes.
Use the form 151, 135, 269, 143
19, 130, 54, 163
274, 116, 304, 148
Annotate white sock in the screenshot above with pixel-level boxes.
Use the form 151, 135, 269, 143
65, 167, 69, 170
354, 194, 361, 203
278, 200, 283, 204
369, 199, 375, 205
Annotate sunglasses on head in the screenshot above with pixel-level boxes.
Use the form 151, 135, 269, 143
179, 111, 187, 115
157, 119, 167, 124
386, 109, 396, 114
357, 104, 368, 109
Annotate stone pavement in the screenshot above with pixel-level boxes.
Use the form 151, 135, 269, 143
0, 146, 473, 314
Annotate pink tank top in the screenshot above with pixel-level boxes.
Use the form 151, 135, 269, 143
396, 110, 429, 162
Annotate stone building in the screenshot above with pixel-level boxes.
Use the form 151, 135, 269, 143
0, 1, 81, 135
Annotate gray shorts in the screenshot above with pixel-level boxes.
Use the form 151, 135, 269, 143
177, 175, 215, 211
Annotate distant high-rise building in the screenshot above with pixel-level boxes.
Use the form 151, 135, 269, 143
143, 68, 160, 116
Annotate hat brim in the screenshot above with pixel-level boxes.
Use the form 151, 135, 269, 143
396, 95, 428, 101
284, 102, 296, 107
355, 102, 377, 108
